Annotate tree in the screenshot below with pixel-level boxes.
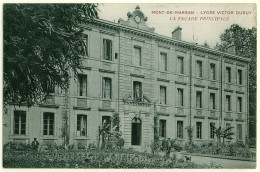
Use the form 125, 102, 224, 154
202, 41, 210, 48
4, 4, 99, 107
215, 24, 256, 140
210, 124, 234, 146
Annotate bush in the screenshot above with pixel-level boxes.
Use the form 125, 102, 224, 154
4, 142, 32, 151
248, 138, 256, 148
150, 141, 160, 154
172, 144, 182, 152
116, 138, 125, 148
184, 142, 254, 158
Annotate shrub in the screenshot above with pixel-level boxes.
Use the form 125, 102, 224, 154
116, 138, 125, 149
4, 142, 32, 151
172, 144, 182, 152
184, 141, 254, 158
150, 141, 160, 154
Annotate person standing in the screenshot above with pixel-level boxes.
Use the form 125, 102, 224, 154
166, 138, 171, 157
32, 138, 39, 151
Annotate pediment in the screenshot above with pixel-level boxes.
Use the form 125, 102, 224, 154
118, 5, 155, 33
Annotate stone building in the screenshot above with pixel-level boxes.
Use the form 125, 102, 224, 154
3, 6, 250, 150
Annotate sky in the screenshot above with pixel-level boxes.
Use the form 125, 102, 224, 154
98, 3, 256, 47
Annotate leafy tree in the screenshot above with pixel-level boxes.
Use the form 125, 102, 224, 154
202, 41, 210, 48
4, 4, 99, 107
210, 124, 234, 146
215, 24, 256, 140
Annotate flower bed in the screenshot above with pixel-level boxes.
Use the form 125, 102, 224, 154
3, 148, 222, 168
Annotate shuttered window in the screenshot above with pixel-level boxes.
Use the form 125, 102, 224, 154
103, 39, 112, 61
102, 78, 112, 99
77, 115, 87, 137
14, 111, 26, 135
160, 86, 166, 104
78, 75, 87, 97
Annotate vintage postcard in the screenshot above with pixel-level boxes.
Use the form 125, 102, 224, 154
1, 1, 258, 170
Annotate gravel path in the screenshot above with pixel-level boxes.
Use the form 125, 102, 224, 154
174, 152, 256, 169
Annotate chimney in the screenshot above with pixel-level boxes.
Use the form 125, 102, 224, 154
172, 26, 182, 40
226, 43, 236, 55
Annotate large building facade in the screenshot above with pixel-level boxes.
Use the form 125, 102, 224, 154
3, 6, 250, 150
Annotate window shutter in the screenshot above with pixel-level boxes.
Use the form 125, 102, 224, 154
103, 39, 106, 59
110, 40, 112, 60
105, 79, 111, 99
102, 78, 105, 98
84, 76, 87, 96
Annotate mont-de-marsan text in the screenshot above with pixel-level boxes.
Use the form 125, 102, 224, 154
151, 10, 252, 15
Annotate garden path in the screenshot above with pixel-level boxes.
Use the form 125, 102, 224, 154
174, 151, 256, 169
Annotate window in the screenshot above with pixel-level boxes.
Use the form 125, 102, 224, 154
178, 56, 184, 74
237, 124, 242, 140
177, 121, 183, 139
226, 67, 231, 83
102, 116, 111, 131
77, 115, 87, 137
103, 39, 112, 61
14, 111, 26, 135
210, 63, 216, 80
210, 93, 216, 110
226, 95, 231, 111
78, 75, 87, 97
81, 35, 89, 57
159, 120, 166, 138
160, 53, 167, 71
237, 97, 242, 112
133, 81, 142, 101
177, 88, 184, 106
210, 123, 215, 139
102, 77, 112, 99
43, 113, 54, 136
196, 60, 202, 78
238, 69, 242, 85
196, 91, 202, 108
160, 86, 166, 104
196, 122, 202, 139
134, 46, 141, 66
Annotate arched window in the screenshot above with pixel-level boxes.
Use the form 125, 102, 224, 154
131, 118, 142, 145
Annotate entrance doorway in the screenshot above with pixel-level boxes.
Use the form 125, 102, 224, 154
131, 118, 142, 145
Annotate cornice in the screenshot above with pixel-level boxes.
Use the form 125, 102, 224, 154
73, 107, 91, 110
175, 114, 186, 118
99, 69, 115, 74
208, 86, 218, 90
130, 73, 145, 78
208, 117, 218, 120
98, 108, 115, 112
236, 91, 244, 94
85, 19, 250, 63
224, 89, 234, 93
175, 81, 187, 85
194, 84, 205, 88
157, 78, 170, 83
